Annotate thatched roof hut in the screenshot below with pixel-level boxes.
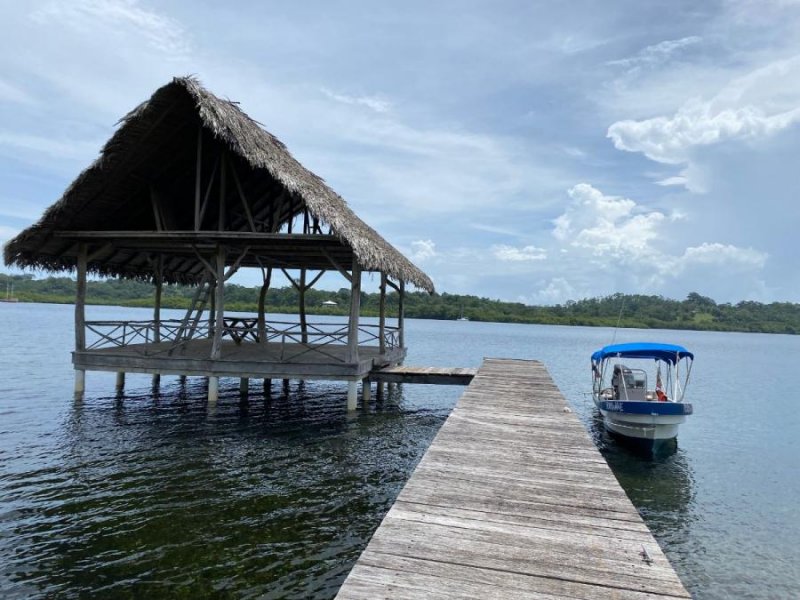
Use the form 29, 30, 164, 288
3, 76, 434, 293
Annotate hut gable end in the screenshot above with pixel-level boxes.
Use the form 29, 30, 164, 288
3, 77, 434, 292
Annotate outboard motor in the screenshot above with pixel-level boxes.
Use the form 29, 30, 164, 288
611, 365, 634, 400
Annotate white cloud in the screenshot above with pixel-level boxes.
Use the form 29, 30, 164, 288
608, 55, 800, 166
320, 87, 391, 113
656, 175, 688, 186
470, 223, 524, 237
526, 277, 590, 305
540, 183, 770, 300
608, 36, 702, 72
32, 0, 190, 55
492, 244, 547, 262
553, 183, 665, 259
0, 132, 102, 161
677, 242, 767, 270
409, 239, 436, 262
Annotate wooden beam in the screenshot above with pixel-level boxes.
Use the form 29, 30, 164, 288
379, 272, 387, 355
224, 246, 250, 281
198, 155, 220, 227
210, 246, 226, 359
150, 187, 164, 231
229, 155, 257, 232
321, 248, 352, 283
194, 125, 203, 231
75, 243, 87, 352
306, 270, 325, 290
257, 264, 272, 343
299, 269, 308, 343
87, 242, 114, 263
280, 268, 301, 291
348, 262, 361, 363
154, 255, 163, 344
191, 246, 216, 277
399, 280, 405, 350
218, 150, 226, 231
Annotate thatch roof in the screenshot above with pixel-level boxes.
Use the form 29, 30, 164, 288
3, 76, 434, 293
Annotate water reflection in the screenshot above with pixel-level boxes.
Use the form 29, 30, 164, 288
2, 378, 448, 599
586, 410, 695, 517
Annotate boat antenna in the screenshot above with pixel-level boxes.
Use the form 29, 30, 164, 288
610, 294, 625, 345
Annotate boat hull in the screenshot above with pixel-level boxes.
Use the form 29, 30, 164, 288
595, 399, 692, 442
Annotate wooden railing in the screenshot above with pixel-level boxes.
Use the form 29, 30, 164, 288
84, 318, 399, 363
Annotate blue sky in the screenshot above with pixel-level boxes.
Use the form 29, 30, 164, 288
2, 0, 799, 304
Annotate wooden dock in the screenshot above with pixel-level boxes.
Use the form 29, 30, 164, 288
336, 358, 690, 599
370, 365, 477, 385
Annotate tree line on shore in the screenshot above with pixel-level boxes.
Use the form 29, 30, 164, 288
2, 273, 799, 335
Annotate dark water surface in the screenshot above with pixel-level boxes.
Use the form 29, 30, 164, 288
1, 303, 798, 598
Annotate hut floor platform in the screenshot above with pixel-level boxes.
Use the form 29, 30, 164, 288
74, 339, 405, 380
335, 358, 690, 599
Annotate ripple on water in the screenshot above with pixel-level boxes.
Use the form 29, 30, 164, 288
0, 375, 454, 599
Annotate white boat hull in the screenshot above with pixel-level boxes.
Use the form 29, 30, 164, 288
594, 399, 690, 442
602, 415, 682, 441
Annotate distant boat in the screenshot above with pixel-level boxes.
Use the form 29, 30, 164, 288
1, 281, 18, 303
457, 305, 469, 321
591, 342, 694, 449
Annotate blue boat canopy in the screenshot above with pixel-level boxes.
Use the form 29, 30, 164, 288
591, 342, 693, 365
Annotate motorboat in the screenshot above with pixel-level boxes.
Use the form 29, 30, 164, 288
591, 342, 694, 448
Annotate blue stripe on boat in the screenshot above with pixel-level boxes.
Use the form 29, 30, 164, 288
599, 401, 693, 416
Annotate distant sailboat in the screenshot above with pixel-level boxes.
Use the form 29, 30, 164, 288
1, 281, 18, 303
457, 305, 469, 321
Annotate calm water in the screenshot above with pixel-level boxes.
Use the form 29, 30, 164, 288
1, 303, 798, 598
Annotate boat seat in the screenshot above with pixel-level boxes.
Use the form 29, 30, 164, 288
619, 387, 647, 401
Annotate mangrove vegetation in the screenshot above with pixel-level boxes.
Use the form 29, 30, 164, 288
2, 273, 799, 335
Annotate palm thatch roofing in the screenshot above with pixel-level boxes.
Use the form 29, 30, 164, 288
3, 76, 434, 293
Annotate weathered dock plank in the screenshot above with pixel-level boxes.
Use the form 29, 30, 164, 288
370, 365, 478, 385
336, 358, 690, 599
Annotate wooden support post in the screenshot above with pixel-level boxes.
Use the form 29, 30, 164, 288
240, 378, 249, 395
208, 376, 219, 403
299, 269, 307, 344
74, 370, 85, 395
210, 246, 226, 359
362, 379, 371, 403
347, 380, 358, 411
379, 272, 387, 355
208, 280, 215, 339
348, 262, 361, 363
398, 280, 405, 350
153, 256, 163, 387
263, 378, 271, 396
153, 257, 163, 342
257, 266, 271, 343
74, 243, 87, 394
115, 371, 125, 391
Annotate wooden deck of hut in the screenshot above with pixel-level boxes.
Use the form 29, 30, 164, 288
3, 77, 434, 407
336, 358, 691, 599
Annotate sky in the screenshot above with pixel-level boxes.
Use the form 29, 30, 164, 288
1, 0, 799, 304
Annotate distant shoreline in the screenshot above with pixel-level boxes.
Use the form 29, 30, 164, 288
3, 291, 797, 336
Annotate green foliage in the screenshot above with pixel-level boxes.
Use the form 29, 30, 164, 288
3, 273, 800, 335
